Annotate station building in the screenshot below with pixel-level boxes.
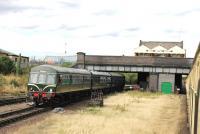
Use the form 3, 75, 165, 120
134, 40, 186, 58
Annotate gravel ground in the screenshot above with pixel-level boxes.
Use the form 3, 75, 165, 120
0, 91, 189, 134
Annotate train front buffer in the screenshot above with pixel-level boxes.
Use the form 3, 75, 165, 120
27, 83, 56, 105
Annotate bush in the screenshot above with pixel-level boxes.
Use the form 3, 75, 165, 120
61, 62, 73, 67
0, 56, 16, 75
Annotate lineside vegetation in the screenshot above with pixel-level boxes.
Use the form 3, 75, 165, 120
0, 74, 28, 95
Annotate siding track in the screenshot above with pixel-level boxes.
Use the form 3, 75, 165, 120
0, 107, 50, 127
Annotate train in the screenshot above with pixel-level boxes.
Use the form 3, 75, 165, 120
27, 65, 125, 106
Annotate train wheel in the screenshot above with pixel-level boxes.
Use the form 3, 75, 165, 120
53, 95, 65, 107
34, 100, 39, 107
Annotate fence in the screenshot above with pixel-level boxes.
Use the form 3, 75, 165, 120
186, 43, 200, 134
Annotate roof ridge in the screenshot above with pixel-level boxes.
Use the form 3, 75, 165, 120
140, 40, 183, 43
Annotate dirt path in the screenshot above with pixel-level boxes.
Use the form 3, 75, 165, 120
0, 91, 189, 134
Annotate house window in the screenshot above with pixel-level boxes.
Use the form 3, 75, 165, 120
15, 58, 18, 62
23, 59, 26, 63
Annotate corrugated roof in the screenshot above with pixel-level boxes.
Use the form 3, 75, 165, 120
80, 55, 193, 68
0, 48, 17, 56
139, 40, 183, 49
0, 48, 29, 58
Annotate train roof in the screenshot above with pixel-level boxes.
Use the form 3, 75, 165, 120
30, 65, 91, 75
109, 73, 124, 77
90, 71, 111, 76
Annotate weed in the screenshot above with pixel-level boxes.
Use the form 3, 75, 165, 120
127, 90, 162, 98
0, 74, 27, 95
10, 79, 20, 87
0, 74, 6, 86
82, 106, 101, 114
114, 104, 127, 112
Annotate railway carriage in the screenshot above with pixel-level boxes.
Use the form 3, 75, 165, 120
90, 71, 111, 92
27, 65, 125, 106
110, 73, 125, 92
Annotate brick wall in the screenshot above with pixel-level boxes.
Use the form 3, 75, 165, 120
158, 73, 175, 92
149, 73, 158, 91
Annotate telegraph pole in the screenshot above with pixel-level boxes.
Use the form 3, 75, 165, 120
65, 42, 67, 55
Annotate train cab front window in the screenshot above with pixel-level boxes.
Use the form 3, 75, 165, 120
38, 74, 46, 84
47, 74, 56, 84
29, 73, 38, 83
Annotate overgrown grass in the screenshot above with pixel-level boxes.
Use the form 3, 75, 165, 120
80, 106, 101, 114
127, 90, 163, 98
11, 92, 187, 134
113, 104, 127, 112
0, 74, 28, 96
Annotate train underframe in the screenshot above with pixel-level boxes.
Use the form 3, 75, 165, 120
28, 86, 123, 107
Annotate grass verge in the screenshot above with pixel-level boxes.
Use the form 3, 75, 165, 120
0, 74, 28, 96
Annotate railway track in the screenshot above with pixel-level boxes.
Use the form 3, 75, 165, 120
0, 96, 26, 106
0, 106, 51, 127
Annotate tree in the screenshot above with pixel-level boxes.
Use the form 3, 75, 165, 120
123, 73, 138, 84
0, 56, 16, 74
61, 62, 74, 68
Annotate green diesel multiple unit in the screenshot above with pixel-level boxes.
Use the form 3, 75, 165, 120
27, 65, 125, 106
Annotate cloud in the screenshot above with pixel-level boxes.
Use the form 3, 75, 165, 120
89, 32, 119, 38
125, 27, 140, 32
94, 10, 117, 16
56, 24, 92, 31
0, 1, 44, 14
59, 1, 80, 8
165, 29, 186, 34
18, 25, 40, 30
89, 27, 140, 38
175, 8, 200, 16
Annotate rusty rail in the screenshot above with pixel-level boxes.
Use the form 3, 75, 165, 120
0, 96, 26, 106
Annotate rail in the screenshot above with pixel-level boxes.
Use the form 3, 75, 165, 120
186, 43, 200, 134
0, 96, 26, 106
0, 107, 50, 127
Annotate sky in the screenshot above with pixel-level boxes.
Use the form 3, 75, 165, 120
0, 0, 200, 58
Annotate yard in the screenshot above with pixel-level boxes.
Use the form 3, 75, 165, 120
2, 91, 188, 134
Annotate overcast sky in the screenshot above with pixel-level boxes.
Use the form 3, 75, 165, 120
0, 0, 200, 58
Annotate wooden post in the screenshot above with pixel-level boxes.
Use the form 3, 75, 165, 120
16, 53, 21, 76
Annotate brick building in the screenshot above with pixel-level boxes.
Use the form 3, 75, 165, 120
0, 49, 29, 68
134, 40, 186, 58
